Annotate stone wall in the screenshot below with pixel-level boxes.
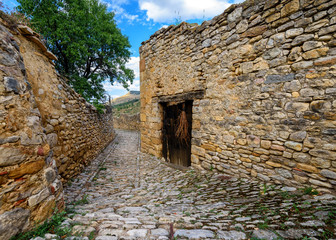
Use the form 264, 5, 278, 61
0, 19, 114, 239
114, 113, 140, 131
140, 0, 336, 193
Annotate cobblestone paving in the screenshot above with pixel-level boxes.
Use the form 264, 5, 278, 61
35, 130, 336, 240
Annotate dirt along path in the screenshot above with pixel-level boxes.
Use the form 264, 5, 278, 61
32, 130, 336, 240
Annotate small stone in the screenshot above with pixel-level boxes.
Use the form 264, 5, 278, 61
266, 12, 280, 23
311, 158, 331, 168
320, 170, 336, 179
241, 25, 267, 37
319, 24, 336, 36
311, 100, 324, 112
314, 56, 336, 66
151, 228, 169, 236
28, 188, 50, 207
288, 46, 302, 61
0, 147, 26, 167
276, 169, 292, 178
228, 7, 242, 22
44, 168, 56, 183
217, 230, 246, 240
174, 229, 214, 239
47, 133, 58, 147
289, 131, 307, 142
300, 220, 326, 227
309, 179, 332, 188
44, 233, 58, 240
236, 19, 248, 33
96, 237, 118, 240
302, 49, 320, 60
266, 161, 282, 168
303, 41, 323, 51
116, 207, 148, 214
292, 152, 310, 163
261, 140, 272, 149
247, 135, 260, 147
45, 124, 54, 134
283, 80, 301, 92
4, 77, 21, 94
31, 237, 45, 240
305, 19, 328, 32
0, 136, 20, 145
20, 132, 43, 146
309, 149, 336, 160
264, 48, 281, 60
49, 119, 59, 126
291, 61, 313, 71
281, 186, 297, 192
284, 102, 309, 112
252, 229, 279, 240
296, 163, 318, 173
285, 28, 303, 38
235, 216, 251, 221
202, 39, 211, 48
265, 74, 295, 84
291, 34, 314, 46
284, 141, 302, 151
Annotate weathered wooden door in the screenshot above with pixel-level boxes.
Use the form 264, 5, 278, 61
162, 101, 192, 167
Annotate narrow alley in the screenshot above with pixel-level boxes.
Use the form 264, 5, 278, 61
60, 130, 336, 240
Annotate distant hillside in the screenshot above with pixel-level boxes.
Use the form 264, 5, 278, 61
112, 91, 140, 105
113, 99, 140, 117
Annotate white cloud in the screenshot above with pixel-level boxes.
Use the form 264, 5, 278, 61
101, 0, 139, 23
103, 56, 140, 97
139, 0, 244, 23
126, 56, 140, 79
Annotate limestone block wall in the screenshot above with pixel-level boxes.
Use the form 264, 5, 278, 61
114, 113, 140, 131
0, 19, 114, 239
140, 0, 336, 193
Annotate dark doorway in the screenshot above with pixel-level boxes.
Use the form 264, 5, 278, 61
162, 101, 192, 167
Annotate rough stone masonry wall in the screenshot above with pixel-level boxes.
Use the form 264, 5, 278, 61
0, 20, 114, 239
114, 113, 140, 131
140, 0, 336, 193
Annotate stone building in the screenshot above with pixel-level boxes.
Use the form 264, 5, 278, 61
0, 18, 114, 239
140, 0, 336, 192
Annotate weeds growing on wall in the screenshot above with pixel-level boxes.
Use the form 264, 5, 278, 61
0, 1, 31, 29
10, 210, 70, 240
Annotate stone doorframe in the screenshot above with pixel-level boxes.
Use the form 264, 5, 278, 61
153, 89, 205, 164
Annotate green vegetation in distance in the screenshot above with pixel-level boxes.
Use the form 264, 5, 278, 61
113, 99, 140, 117
16, 0, 134, 104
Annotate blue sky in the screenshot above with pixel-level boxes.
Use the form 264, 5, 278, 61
3, 0, 243, 99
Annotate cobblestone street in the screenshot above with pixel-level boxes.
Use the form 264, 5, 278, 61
59, 130, 336, 240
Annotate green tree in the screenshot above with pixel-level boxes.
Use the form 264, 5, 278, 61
16, 0, 134, 102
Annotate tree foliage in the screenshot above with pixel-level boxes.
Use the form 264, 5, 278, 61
17, 0, 134, 102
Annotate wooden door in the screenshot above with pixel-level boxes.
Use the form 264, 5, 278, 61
162, 101, 192, 167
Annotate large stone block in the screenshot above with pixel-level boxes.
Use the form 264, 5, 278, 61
9, 159, 45, 179
265, 74, 295, 84
0, 147, 26, 167
0, 208, 30, 240
296, 163, 318, 173
28, 187, 51, 207
4, 77, 21, 94
281, 0, 300, 17
284, 141, 302, 151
